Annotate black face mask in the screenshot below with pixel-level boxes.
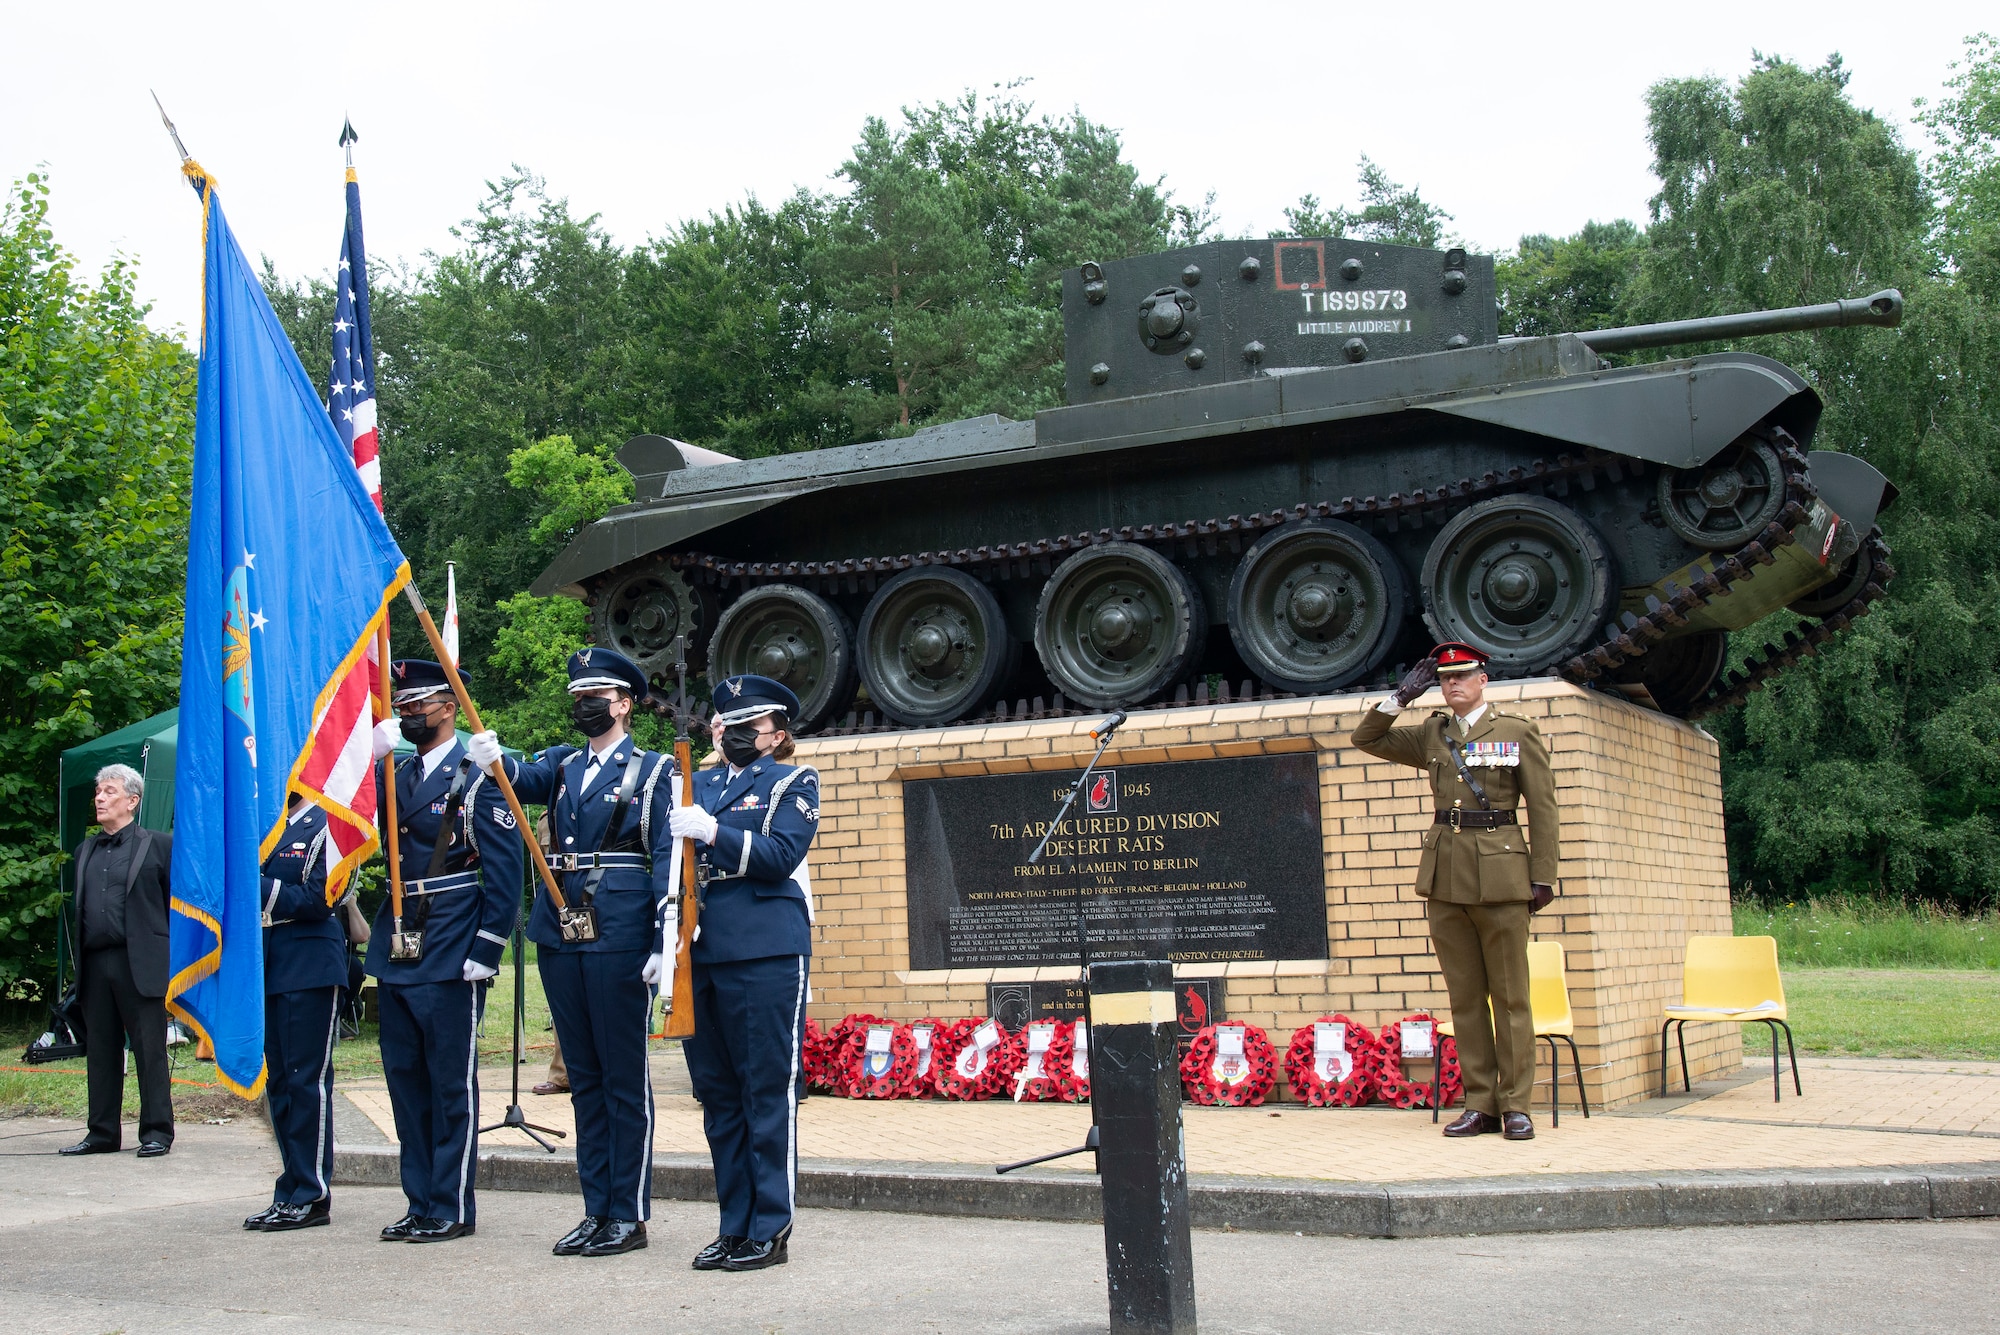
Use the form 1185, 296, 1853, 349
720, 723, 766, 768
399, 711, 441, 746
571, 695, 618, 739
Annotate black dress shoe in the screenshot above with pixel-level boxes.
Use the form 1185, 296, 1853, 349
244, 1204, 282, 1230
1442, 1110, 1501, 1138
1501, 1111, 1536, 1141
405, 1218, 475, 1243
136, 1141, 170, 1158
582, 1220, 647, 1256
379, 1213, 422, 1241
553, 1216, 608, 1256
720, 1236, 788, 1271
59, 1140, 118, 1156
693, 1234, 748, 1270
261, 1200, 331, 1231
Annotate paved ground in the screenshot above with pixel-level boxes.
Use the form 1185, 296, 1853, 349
335, 1048, 2000, 1183
1, 1118, 1996, 1334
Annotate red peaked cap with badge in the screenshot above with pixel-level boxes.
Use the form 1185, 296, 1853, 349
1431, 642, 1490, 676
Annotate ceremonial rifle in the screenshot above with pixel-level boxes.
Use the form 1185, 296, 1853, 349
659, 654, 700, 1039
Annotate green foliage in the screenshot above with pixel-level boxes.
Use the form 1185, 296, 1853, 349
1734, 897, 2000, 969
505, 434, 632, 549
1918, 33, 2000, 295
1781, 969, 2000, 1059
1273, 156, 1455, 248
1495, 220, 1648, 337
0, 174, 193, 996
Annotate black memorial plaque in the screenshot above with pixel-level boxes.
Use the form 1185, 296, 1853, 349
987, 977, 1222, 1056
905, 753, 1327, 971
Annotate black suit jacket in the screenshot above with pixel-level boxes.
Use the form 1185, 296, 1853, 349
71, 827, 174, 999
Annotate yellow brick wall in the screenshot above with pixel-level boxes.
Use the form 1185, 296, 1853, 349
792, 680, 1740, 1110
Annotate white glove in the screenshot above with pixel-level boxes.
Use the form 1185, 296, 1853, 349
466, 729, 504, 769
462, 959, 497, 982
669, 804, 719, 845
641, 953, 664, 986
373, 719, 400, 760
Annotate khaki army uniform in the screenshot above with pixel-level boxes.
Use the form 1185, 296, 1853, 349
1349, 701, 1559, 1116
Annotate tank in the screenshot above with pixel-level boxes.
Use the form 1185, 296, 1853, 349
533, 237, 1902, 733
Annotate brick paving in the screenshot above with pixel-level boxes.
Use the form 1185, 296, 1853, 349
337, 1049, 2000, 1183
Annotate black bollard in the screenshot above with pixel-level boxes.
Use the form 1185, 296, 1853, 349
1089, 959, 1197, 1335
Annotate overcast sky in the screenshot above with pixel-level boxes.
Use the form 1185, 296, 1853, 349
5, 1, 1989, 340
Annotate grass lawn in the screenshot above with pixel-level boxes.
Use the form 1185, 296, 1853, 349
1783, 968, 2000, 1062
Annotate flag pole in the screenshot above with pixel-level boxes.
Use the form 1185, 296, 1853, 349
401, 582, 567, 908
377, 621, 404, 926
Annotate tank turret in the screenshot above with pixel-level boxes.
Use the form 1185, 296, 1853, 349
538, 239, 1900, 733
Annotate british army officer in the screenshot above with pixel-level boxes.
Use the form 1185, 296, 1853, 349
244, 794, 350, 1232
468, 647, 677, 1259
363, 660, 523, 1242
668, 675, 819, 1273
1349, 642, 1559, 1142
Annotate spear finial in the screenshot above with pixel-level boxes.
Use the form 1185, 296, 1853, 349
150, 90, 190, 163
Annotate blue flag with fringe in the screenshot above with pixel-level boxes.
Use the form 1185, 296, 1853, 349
169, 163, 410, 1098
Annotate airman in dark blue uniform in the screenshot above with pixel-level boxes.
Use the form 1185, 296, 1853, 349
243, 795, 349, 1233
668, 674, 819, 1273
364, 660, 523, 1244
472, 647, 676, 1258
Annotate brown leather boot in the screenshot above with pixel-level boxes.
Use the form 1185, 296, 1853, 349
1442, 1110, 1501, 1137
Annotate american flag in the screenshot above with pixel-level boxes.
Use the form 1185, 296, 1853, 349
292, 138, 387, 897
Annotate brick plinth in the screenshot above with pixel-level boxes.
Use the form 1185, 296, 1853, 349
792, 680, 1739, 1110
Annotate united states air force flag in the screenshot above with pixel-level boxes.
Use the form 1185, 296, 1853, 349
169, 163, 410, 1097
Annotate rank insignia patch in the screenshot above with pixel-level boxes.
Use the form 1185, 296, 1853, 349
494, 808, 516, 830
796, 795, 818, 821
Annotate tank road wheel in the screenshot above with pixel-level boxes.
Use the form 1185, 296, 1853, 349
591, 563, 716, 679
1421, 495, 1616, 676
1033, 542, 1207, 710
1226, 520, 1407, 693
1614, 630, 1729, 716
1656, 435, 1787, 550
1787, 530, 1880, 618
858, 568, 1018, 727
708, 584, 859, 734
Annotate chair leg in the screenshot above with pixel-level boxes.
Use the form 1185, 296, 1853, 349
1780, 1020, 1803, 1096
1659, 1020, 1672, 1098
1543, 1035, 1559, 1128
1561, 1035, 1590, 1118
1677, 1020, 1691, 1093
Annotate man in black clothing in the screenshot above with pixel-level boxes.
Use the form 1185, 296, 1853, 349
62, 764, 176, 1157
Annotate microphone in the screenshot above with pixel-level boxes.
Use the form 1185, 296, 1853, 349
1092, 711, 1128, 740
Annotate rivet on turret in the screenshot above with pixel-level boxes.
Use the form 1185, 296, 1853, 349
1242, 340, 1265, 365
1441, 269, 1468, 295
1238, 256, 1261, 281
1445, 248, 1467, 268
1445, 333, 1471, 349
1185, 348, 1206, 369
1089, 362, 1111, 386
1081, 260, 1107, 304
1340, 258, 1363, 282
1182, 263, 1202, 286
1084, 280, 1108, 304
1343, 337, 1368, 363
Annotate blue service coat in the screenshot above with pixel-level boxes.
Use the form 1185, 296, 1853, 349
362, 742, 523, 984
261, 803, 349, 995
503, 738, 678, 954
690, 759, 818, 964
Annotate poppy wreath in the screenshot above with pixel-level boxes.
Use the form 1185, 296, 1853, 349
840, 1018, 923, 1100
802, 1019, 842, 1095
1372, 1014, 1462, 1110
1008, 1020, 1074, 1102
934, 1016, 1020, 1100
1281, 1016, 1378, 1108
1179, 1022, 1279, 1107
907, 1018, 951, 1098
1053, 1020, 1091, 1103
820, 1013, 885, 1096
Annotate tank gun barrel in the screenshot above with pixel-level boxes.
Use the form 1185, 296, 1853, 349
1571, 289, 1902, 354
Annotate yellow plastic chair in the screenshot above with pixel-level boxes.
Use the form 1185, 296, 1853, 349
1431, 941, 1590, 1125
1661, 934, 1800, 1102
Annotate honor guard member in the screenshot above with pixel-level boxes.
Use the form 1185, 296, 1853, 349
668, 675, 819, 1273
1350, 642, 1560, 1141
244, 793, 350, 1232
467, 647, 677, 1259
363, 660, 523, 1242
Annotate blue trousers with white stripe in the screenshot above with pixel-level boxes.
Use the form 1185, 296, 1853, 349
265, 985, 339, 1206
682, 953, 807, 1243
538, 948, 655, 1221
378, 978, 482, 1224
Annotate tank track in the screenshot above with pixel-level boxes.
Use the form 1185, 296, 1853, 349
652, 428, 1893, 723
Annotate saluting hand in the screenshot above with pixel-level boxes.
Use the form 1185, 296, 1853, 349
1393, 657, 1439, 706
670, 805, 719, 845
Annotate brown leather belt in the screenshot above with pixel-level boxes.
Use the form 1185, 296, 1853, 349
1435, 809, 1518, 830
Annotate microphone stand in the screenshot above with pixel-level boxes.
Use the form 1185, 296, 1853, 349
479, 853, 565, 1152
996, 711, 1125, 1176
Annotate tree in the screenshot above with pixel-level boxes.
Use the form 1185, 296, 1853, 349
1495, 220, 1648, 337
0, 175, 194, 993
1273, 156, 1455, 247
